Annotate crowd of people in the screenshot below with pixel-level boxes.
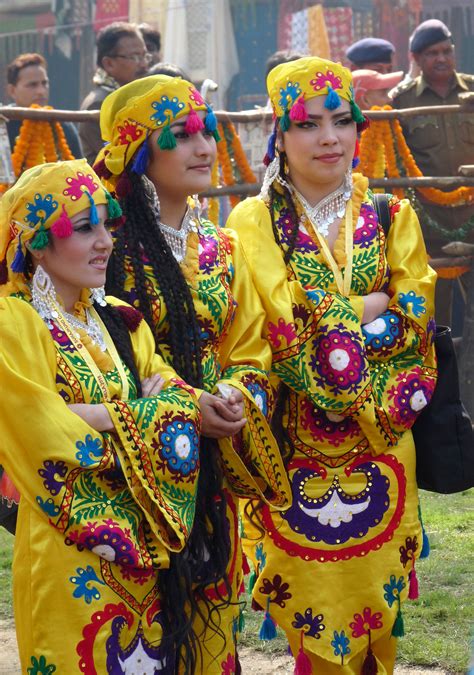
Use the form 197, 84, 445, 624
0, 12, 472, 675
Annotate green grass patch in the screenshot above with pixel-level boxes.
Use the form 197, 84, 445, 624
238, 490, 474, 673
0, 491, 472, 671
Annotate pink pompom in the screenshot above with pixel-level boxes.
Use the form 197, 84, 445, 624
184, 105, 205, 134
289, 96, 308, 122
51, 205, 73, 238
294, 632, 312, 675
408, 566, 419, 600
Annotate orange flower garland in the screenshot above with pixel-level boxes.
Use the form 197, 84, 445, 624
216, 121, 257, 208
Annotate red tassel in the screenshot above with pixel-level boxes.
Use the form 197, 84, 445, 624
289, 96, 308, 122
242, 554, 251, 575
115, 172, 132, 199
0, 258, 8, 284
294, 631, 312, 674
408, 566, 419, 600
51, 205, 73, 238
184, 105, 204, 134
362, 647, 378, 675
93, 158, 112, 179
117, 305, 143, 332
353, 138, 360, 160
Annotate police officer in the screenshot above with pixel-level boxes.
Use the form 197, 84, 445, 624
345, 38, 395, 74
391, 19, 474, 329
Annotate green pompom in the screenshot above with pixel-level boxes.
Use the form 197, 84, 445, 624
351, 100, 366, 124
105, 191, 122, 219
157, 123, 177, 150
30, 225, 50, 250
280, 109, 291, 132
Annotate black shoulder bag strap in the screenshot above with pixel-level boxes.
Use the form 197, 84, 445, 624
373, 193, 391, 238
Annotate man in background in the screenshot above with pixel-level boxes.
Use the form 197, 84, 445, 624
346, 38, 396, 74
392, 19, 474, 328
6, 53, 83, 159
138, 23, 162, 67
79, 22, 150, 164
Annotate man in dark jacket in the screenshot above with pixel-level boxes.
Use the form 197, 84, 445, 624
6, 53, 83, 159
79, 22, 150, 164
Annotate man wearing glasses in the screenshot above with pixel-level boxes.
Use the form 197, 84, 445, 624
80, 22, 151, 164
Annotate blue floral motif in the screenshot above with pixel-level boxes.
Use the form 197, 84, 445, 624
159, 420, 199, 477
383, 574, 405, 608
255, 542, 267, 570
306, 288, 326, 306
38, 460, 68, 496
362, 311, 404, 354
398, 290, 426, 318
75, 434, 103, 467
150, 95, 185, 125
69, 565, 105, 604
25, 193, 59, 226
36, 496, 60, 518
278, 81, 302, 110
292, 607, 325, 639
331, 630, 351, 659
246, 381, 268, 417
27, 655, 56, 674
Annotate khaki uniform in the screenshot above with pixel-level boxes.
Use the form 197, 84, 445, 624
392, 72, 474, 326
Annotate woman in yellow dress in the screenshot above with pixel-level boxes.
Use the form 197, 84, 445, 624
0, 159, 289, 674
92, 75, 291, 673
226, 57, 437, 673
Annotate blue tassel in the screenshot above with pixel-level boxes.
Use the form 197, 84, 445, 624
352, 156, 360, 169
11, 234, 25, 273
259, 598, 277, 640
418, 504, 430, 559
324, 84, 341, 110
204, 106, 218, 132
86, 192, 99, 225
266, 124, 277, 162
132, 139, 149, 175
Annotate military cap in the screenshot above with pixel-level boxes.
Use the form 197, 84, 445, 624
345, 38, 395, 66
409, 19, 452, 54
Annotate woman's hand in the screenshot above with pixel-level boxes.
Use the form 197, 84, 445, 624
361, 292, 390, 325
199, 391, 247, 439
68, 403, 114, 432
141, 374, 166, 397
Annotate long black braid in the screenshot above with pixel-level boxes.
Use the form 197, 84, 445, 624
106, 168, 232, 674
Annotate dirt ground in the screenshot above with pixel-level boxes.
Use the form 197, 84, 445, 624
0, 620, 448, 674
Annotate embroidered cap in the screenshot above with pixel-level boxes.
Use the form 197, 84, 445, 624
95, 74, 218, 189
0, 159, 122, 285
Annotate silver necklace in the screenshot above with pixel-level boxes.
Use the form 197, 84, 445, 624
30, 264, 107, 351
159, 207, 198, 263
279, 170, 353, 237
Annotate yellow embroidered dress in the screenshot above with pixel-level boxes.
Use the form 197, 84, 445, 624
0, 292, 205, 674
113, 217, 291, 670
226, 173, 437, 669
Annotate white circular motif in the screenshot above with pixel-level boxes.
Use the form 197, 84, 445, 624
327, 412, 344, 422
174, 433, 191, 459
410, 390, 428, 412
328, 348, 350, 372
254, 393, 264, 411
363, 317, 387, 335
355, 216, 365, 231
92, 544, 116, 562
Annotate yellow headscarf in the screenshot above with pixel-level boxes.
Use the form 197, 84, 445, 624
0, 159, 122, 290
95, 75, 218, 190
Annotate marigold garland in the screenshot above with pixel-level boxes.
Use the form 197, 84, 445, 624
0, 105, 75, 194
359, 105, 474, 207
215, 121, 257, 209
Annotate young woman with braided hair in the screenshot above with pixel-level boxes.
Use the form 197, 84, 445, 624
94, 75, 290, 672
227, 57, 437, 672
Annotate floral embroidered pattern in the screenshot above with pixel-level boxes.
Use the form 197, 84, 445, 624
310, 70, 343, 92
36, 495, 60, 517
292, 607, 325, 638
278, 81, 302, 110
399, 535, 418, 568
75, 434, 103, 467
38, 459, 68, 495
310, 325, 366, 394
331, 630, 351, 662
157, 419, 199, 479
255, 542, 267, 570
388, 368, 434, 428
259, 574, 292, 607
25, 193, 58, 225
117, 121, 144, 145
362, 311, 405, 356
63, 172, 98, 201
66, 519, 139, 567
299, 399, 359, 447
27, 655, 56, 674
267, 317, 297, 349
383, 574, 405, 607
150, 95, 185, 125
349, 607, 383, 638
189, 87, 205, 106
220, 653, 236, 675
398, 290, 426, 318
69, 565, 105, 603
